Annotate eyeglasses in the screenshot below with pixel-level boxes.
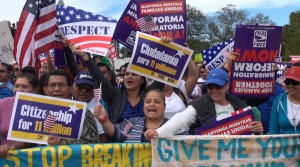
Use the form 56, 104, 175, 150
0, 70, 7, 73
206, 84, 224, 90
76, 84, 93, 91
47, 83, 68, 89
284, 79, 300, 86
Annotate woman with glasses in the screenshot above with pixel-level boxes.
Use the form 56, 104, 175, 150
144, 68, 263, 138
269, 66, 300, 134
0, 73, 39, 157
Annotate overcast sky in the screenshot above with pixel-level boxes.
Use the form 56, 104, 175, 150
1, 0, 299, 26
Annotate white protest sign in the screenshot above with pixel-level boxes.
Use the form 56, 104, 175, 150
0, 21, 15, 64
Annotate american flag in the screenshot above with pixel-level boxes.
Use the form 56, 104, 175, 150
94, 83, 102, 102
13, 0, 57, 69
108, 43, 117, 59
44, 114, 57, 130
136, 15, 157, 33
56, 5, 117, 56
120, 119, 134, 135
202, 38, 234, 71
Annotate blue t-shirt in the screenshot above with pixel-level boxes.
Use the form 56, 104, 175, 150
119, 100, 144, 122
0, 87, 14, 101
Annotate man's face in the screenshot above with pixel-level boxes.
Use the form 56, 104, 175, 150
44, 76, 72, 99
0, 65, 11, 82
73, 84, 94, 102
99, 66, 111, 81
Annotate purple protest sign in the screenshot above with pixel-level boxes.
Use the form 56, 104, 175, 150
137, 0, 187, 46
195, 107, 255, 135
7, 92, 87, 145
128, 32, 193, 87
112, 0, 139, 50
230, 25, 282, 97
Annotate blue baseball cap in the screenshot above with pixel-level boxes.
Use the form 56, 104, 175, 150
74, 71, 95, 86
205, 68, 229, 86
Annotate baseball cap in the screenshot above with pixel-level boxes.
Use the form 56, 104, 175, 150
74, 71, 95, 86
100, 57, 112, 68
285, 66, 300, 82
205, 68, 229, 86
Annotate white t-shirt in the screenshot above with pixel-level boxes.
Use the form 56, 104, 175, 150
164, 92, 187, 119
215, 103, 235, 121
287, 99, 300, 128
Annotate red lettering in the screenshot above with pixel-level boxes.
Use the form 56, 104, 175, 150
175, 31, 181, 39
123, 16, 139, 29
240, 49, 279, 63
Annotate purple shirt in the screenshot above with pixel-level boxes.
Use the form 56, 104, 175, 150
0, 97, 15, 145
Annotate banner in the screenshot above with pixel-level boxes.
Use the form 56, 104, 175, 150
195, 106, 254, 135
202, 38, 234, 71
138, 0, 187, 46
56, 5, 117, 56
230, 25, 282, 97
113, 0, 187, 50
0, 143, 152, 167
151, 135, 300, 166
0, 21, 15, 64
112, 0, 138, 50
128, 32, 193, 87
7, 92, 87, 145
276, 61, 293, 78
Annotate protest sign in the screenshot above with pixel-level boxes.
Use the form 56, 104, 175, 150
56, 5, 117, 56
128, 32, 193, 87
202, 38, 234, 71
138, 0, 187, 46
230, 25, 282, 97
0, 143, 152, 167
113, 0, 139, 50
151, 134, 300, 166
0, 21, 15, 64
195, 106, 254, 135
7, 92, 87, 145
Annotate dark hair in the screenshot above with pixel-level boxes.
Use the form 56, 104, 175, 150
21, 66, 37, 76
0, 62, 13, 73
293, 61, 300, 67
97, 62, 111, 72
44, 69, 72, 86
122, 63, 147, 91
145, 89, 166, 105
16, 72, 39, 89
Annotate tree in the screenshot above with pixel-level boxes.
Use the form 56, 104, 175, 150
186, 4, 207, 41
206, 4, 248, 42
247, 13, 275, 25
281, 10, 300, 61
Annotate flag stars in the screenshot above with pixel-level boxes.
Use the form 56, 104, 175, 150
69, 10, 74, 15
85, 14, 90, 19
28, 3, 33, 8
60, 11, 65, 16
76, 15, 81, 20
65, 16, 70, 21
98, 16, 103, 20
217, 46, 221, 50
57, 18, 61, 23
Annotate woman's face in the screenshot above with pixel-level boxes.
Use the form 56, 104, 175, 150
144, 91, 165, 120
13, 77, 36, 95
123, 71, 144, 91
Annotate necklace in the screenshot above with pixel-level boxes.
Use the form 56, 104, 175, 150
290, 101, 300, 133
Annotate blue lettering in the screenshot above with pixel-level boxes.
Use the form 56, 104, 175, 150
157, 138, 172, 162
282, 137, 297, 158
174, 140, 180, 161
181, 140, 197, 160
237, 138, 249, 158
256, 137, 272, 158
199, 140, 210, 160
217, 139, 236, 160
271, 137, 283, 158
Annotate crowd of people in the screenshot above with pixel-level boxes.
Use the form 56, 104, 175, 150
0, 29, 300, 158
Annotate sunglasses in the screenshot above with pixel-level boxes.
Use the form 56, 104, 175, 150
206, 84, 224, 90
284, 79, 300, 86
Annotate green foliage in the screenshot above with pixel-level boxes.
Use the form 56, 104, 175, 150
281, 10, 300, 61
